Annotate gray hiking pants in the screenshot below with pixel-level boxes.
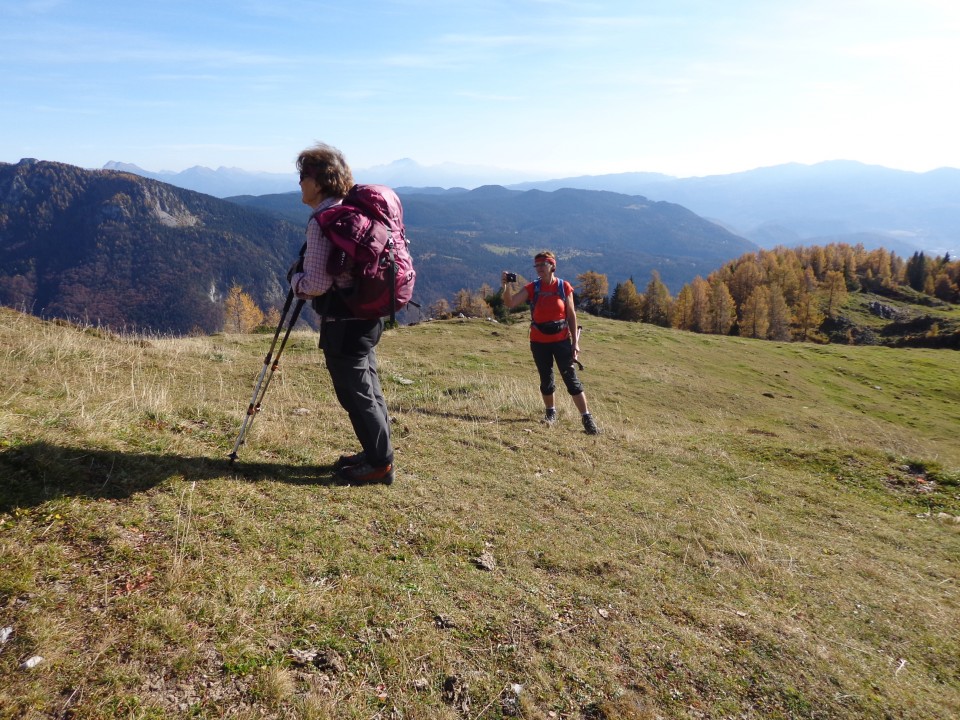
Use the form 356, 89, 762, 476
320, 318, 393, 466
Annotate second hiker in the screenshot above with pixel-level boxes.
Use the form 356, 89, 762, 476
501, 251, 600, 435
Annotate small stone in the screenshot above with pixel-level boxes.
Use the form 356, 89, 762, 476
20, 656, 43, 670
474, 552, 497, 571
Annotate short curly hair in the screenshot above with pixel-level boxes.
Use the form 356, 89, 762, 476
296, 143, 354, 198
534, 251, 557, 267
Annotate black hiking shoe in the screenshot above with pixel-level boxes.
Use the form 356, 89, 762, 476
543, 408, 558, 426
333, 451, 365, 471
336, 461, 394, 485
581, 413, 600, 435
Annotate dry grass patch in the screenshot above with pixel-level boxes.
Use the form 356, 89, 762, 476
1, 309, 958, 718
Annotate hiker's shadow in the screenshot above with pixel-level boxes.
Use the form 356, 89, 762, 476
0, 441, 342, 513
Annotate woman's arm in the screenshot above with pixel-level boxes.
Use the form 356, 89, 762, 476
501, 272, 529, 309
565, 288, 579, 356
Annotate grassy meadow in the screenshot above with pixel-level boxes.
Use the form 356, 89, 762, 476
1, 305, 958, 719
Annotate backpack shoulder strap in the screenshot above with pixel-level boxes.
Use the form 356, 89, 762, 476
530, 278, 542, 319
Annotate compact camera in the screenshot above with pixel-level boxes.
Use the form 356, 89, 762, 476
504, 272, 518, 283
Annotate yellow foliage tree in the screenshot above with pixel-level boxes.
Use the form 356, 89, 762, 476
453, 288, 492, 318
429, 297, 452, 319
223, 284, 265, 333
767, 284, 792, 341
642, 271, 672, 327
672, 285, 694, 330
740, 286, 770, 339
576, 271, 609, 315
821, 270, 848, 318
690, 276, 711, 333
611, 279, 643, 321
793, 269, 825, 341
708, 278, 736, 335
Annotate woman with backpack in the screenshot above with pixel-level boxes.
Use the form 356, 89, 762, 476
288, 143, 395, 484
502, 251, 600, 435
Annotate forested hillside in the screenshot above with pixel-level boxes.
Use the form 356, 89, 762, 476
444, 243, 960, 349
0, 160, 302, 334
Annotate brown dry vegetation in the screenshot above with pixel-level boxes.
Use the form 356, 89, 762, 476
1, 306, 958, 719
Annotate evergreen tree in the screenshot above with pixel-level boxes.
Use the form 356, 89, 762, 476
906, 252, 928, 292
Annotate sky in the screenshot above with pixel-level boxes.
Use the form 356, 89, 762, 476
2, 0, 959, 180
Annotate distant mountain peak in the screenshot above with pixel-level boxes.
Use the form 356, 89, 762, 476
104, 161, 146, 172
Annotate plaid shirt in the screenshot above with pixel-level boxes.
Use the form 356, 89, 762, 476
291, 197, 354, 300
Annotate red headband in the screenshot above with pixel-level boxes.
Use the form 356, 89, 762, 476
535, 256, 556, 267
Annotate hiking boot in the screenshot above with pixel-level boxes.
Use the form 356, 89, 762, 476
336, 461, 394, 485
333, 451, 365, 471
543, 407, 558, 426
581, 413, 600, 435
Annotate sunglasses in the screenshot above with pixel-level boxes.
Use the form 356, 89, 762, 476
533, 262, 552, 269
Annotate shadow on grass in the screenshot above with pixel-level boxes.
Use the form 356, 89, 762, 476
0, 441, 347, 512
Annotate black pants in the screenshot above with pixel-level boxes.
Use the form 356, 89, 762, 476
320, 318, 393, 466
530, 339, 584, 397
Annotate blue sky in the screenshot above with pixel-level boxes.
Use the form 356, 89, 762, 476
2, 0, 958, 179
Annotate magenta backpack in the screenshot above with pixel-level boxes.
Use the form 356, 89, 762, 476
314, 184, 416, 323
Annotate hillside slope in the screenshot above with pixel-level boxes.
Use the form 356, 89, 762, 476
1, 307, 958, 718
0, 160, 304, 334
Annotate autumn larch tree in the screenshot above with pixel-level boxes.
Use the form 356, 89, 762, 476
610, 279, 643, 321
708, 278, 736, 335
740, 285, 770, 339
223, 284, 264, 333
821, 270, 849, 318
576, 271, 609, 316
642, 271, 672, 327
766, 284, 792, 341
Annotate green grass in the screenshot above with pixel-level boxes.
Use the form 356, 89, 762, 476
1, 306, 958, 719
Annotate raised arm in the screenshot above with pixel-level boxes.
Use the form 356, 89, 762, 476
501, 271, 529, 309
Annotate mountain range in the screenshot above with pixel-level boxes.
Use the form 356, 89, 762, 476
105, 158, 960, 258
230, 185, 756, 311
1, 160, 754, 333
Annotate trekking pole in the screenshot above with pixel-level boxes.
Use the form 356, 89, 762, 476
228, 290, 306, 463
572, 325, 584, 370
